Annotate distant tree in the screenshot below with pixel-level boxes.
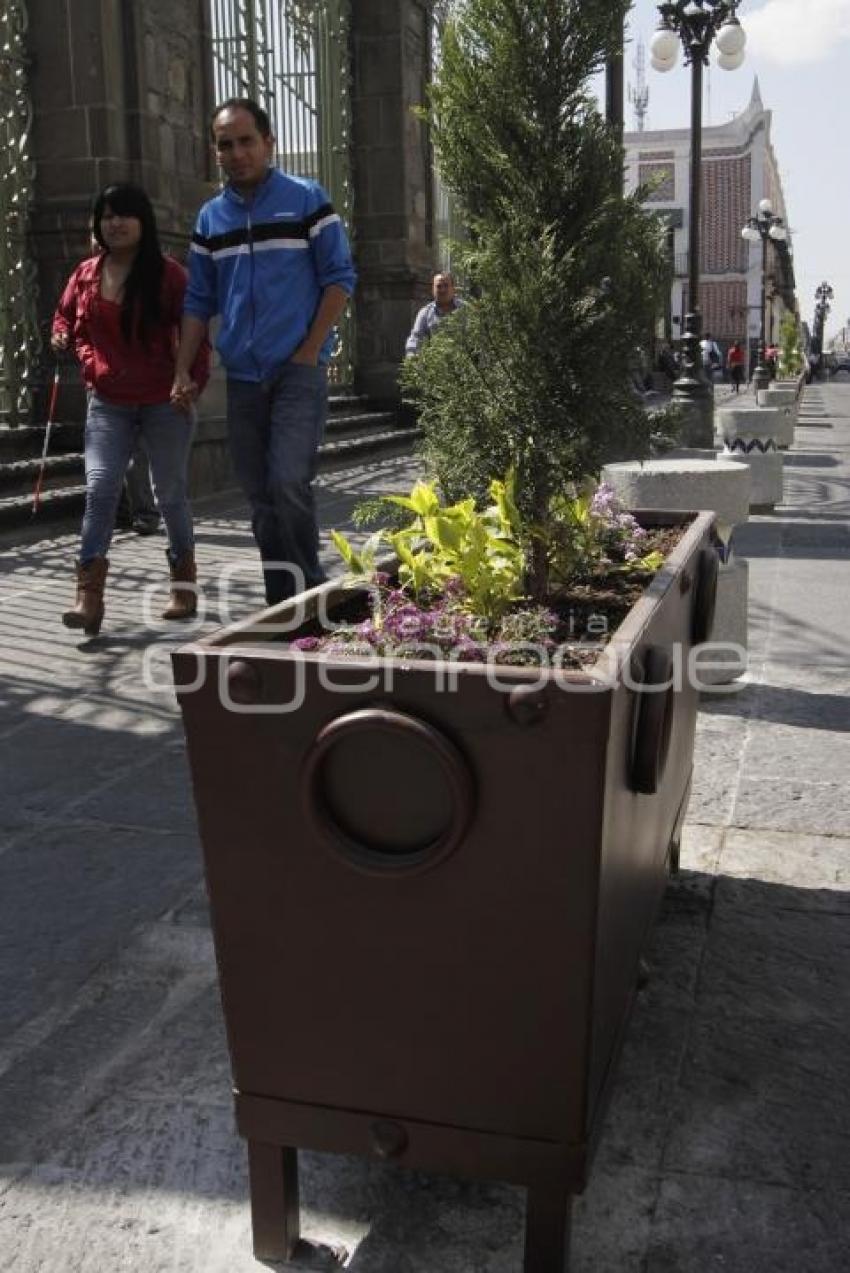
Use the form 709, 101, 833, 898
777, 312, 803, 378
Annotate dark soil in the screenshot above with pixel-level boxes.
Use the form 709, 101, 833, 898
546, 525, 686, 667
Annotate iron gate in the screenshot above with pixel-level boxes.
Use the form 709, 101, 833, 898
209, 0, 354, 385
0, 0, 40, 425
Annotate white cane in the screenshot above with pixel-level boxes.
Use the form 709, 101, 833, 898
31, 365, 62, 515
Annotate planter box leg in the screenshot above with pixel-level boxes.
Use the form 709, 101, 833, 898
524, 1185, 573, 1272
248, 1142, 300, 1263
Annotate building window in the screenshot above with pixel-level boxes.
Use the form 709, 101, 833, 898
639, 162, 675, 202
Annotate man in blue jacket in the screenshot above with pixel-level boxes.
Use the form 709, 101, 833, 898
172, 97, 356, 605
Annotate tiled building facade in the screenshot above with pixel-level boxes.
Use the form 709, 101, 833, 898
625, 79, 796, 359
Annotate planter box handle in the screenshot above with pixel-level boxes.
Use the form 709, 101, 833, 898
301, 707, 475, 875
691, 546, 719, 645
630, 646, 675, 795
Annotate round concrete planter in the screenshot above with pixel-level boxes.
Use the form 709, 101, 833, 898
721, 449, 783, 510
758, 386, 796, 408
602, 459, 751, 684
718, 402, 793, 452
755, 390, 797, 447
602, 458, 750, 543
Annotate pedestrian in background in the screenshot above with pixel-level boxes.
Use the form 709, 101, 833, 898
405, 272, 463, 356
52, 182, 209, 636
172, 97, 356, 607
727, 339, 746, 393
699, 331, 722, 380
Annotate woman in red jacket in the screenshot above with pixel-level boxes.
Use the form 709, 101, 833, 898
52, 183, 209, 636
726, 340, 746, 393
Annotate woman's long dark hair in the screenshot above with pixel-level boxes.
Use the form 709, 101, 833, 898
91, 183, 165, 344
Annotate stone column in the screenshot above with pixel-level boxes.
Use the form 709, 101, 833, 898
350, 0, 436, 403
27, 0, 213, 416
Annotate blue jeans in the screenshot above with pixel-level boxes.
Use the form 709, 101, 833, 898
227, 362, 328, 604
80, 393, 195, 563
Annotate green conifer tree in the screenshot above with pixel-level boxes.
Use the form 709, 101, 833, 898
403, 0, 669, 596
777, 312, 803, 378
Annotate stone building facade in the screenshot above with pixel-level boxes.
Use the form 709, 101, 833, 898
624, 78, 796, 359
351, 0, 435, 401
23, 0, 436, 427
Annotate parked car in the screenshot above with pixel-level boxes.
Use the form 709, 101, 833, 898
830, 350, 850, 376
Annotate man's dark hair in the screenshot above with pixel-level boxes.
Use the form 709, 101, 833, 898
210, 97, 272, 139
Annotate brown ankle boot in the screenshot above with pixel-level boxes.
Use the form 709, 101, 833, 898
62, 557, 108, 636
161, 550, 197, 620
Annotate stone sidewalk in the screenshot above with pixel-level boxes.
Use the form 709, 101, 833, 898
0, 392, 848, 1272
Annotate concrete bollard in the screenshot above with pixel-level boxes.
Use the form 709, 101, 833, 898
758, 385, 796, 409
601, 458, 750, 542
722, 401, 794, 449
716, 406, 785, 508
694, 555, 749, 685
601, 459, 751, 684
721, 449, 783, 510
757, 386, 798, 445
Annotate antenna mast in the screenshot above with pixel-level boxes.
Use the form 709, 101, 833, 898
628, 36, 650, 132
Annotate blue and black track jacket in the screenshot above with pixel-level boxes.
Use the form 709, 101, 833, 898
184, 168, 356, 382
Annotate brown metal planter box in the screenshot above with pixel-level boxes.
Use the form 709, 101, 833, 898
173, 509, 717, 1272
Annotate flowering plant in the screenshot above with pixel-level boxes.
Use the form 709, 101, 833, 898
292, 581, 558, 667
294, 475, 665, 665
332, 474, 524, 624
545, 482, 665, 586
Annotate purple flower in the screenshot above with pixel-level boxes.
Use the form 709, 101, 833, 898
591, 484, 617, 514
292, 635, 321, 652
452, 638, 485, 662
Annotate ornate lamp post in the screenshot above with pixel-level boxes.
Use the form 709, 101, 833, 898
741, 198, 787, 391
810, 281, 833, 377
650, 2, 746, 444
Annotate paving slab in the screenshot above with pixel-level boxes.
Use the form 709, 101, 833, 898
645, 1176, 850, 1273
663, 1011, 850, 1192
718, 826, 850, 902
0, 822, 202, 1043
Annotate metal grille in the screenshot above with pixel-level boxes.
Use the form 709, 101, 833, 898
0, 0, 40, 425
432, 3, 463, 274
209, 0, 354, 384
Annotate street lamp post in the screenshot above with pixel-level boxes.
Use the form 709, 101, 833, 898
810, 281, 833, 377
741, 199, 787, 391
651, 2, 746, 445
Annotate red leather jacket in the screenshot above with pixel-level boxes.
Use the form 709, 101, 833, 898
52, 253, 210, 405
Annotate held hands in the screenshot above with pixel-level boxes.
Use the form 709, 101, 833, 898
170, 371, 199, 413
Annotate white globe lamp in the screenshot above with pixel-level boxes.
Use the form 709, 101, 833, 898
717, 48, 745, 71
716, 19, 747, 57
650, 27, 679, 64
